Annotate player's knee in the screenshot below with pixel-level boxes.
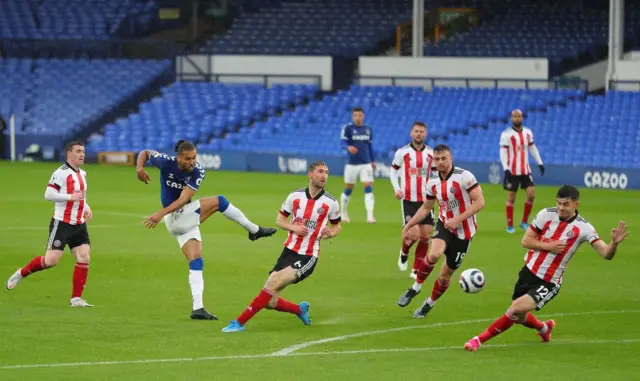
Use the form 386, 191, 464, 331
189, 257, 204, 271
76, 251, 90, 264
508, 301, 529, 318
343, 188, 353, 196
266, 297, 278, 310
44, 253, 60, 267
217, 195, 230, 213
364, 185, 373, 193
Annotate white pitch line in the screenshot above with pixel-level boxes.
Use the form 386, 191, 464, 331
1, 309, 639, 371
271, 309, 640, 356
1, 338, 639, 370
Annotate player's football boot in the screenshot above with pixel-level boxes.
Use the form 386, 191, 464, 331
341, 213, 351, 223
506, 226, 516, 233
6, 269, 23, 290
464, 336, 481, 352
538, 319, 556, 342
519, 222, 530, 230
221, 320, 245, 333
69, 297, 94, 307
191, 308, 218, 320
297, 301, 311, 326
367, 217, 376, 224
397, 252, 408, 272
409, 270, 418, 280
397, 288, 420, 307
249, 226, 277, 241
413, 300, 433, 318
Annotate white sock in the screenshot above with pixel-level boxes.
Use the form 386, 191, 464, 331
539, 323, 549, 334
222, 204, 259, 234
189, 270, 204, 310
365, 192, 375, 219
426, 297, 435, 307
411, 282, 422, 292
340, 193, 350, 215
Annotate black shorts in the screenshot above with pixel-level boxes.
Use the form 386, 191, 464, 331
431, 220, 472, 270
401, 200, 435, 226
270, 247, 318, 283
512, 266, 561, 310
47, 218, 90, 251
503, 172, 534, 191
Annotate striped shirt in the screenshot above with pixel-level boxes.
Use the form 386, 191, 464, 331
500, 126, 535, 176
391, 143, 434, 202
47, 163, 88, 225
525, 208, 600, 285
279, 188, 341, 257
426, 167, 479, 240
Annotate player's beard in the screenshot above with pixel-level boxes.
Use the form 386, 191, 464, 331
513, 122, 523, 129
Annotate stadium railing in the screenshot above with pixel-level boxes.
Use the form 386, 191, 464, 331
355, 76, 589, 92
608, 80, 640, 91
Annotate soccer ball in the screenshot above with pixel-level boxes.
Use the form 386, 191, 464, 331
459, 268, 485, 294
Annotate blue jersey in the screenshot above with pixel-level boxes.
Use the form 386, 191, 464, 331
148, 151, 206, 208
340, 123, 374, 165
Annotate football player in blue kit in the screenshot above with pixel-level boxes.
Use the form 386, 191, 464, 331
340, 107, 376, 223
136, 140, 277, 320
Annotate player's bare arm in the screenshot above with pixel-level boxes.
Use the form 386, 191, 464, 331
444, 187, 486, 230
592, 221, 629, 260
521, 226, 566, 254
135, 149, 153, 184
276, 212, 309, 236
321, 222, 341, 240
144, 186, 197, 229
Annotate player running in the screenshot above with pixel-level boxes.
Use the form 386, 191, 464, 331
464, 185, 628, 351
500, 109, 545, 233
136, 140, 277, 320
6, 141, 94, 307
390, 121, 435, 279
397, 145, 485, 318
222, 161, 341, 333
340, 107, 376, 223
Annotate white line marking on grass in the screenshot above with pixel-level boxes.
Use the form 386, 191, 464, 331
271, 309, 640, 356
1, 338, 639, 370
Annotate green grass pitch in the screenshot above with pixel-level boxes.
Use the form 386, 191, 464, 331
1, 161, 639, 381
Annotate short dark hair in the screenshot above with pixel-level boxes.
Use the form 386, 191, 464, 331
308, 160, 328, 172
352, 107, 364, 113
65, 141, 84, 152
433, 144, 451, 154
412, 121, 427, 129
556, 185, 580, 201
174, 139, 196, 154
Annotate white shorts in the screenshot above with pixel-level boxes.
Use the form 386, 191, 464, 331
344, 163, 374, 184
163, 200, 202, 248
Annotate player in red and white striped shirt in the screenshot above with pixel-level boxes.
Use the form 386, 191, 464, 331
500, 109, 545, 233
390, 121, 435, 279
464, 185, 629, 351
396, 145, 485, 318
222, 161, 341, 333
6, 141, 94, 307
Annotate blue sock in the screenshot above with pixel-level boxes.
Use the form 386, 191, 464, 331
218, 195, 230, 213
189, 257, 204, 270
344, 188, 353, 196
364, 186, 373, 193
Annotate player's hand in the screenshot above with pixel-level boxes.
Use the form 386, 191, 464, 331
371, 162, 377, 170
611, 221, 629, 244
137, 168, 151, 184
291, 224, 309, 236
84, 207, 93, 222
539, 165, 545, 176
394, 189, 404, 200
444, 217, 460, 231
143, 211, 164, 229
547, 240, 567, 254
320, 227, 333, 239
347, 146, 358, 154
70, 190, 84, 201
